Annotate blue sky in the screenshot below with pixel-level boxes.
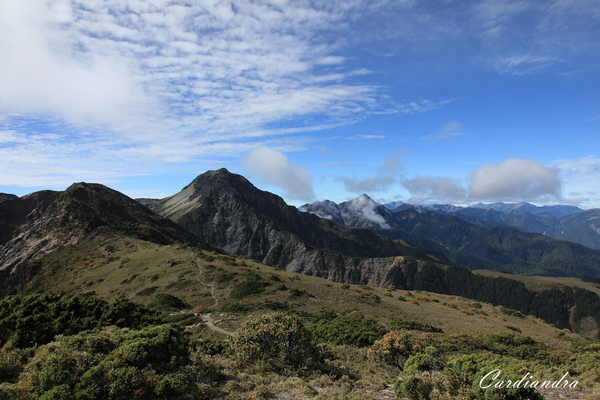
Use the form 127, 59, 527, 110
1, 0, 599, 208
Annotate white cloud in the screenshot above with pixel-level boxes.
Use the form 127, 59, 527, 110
241, 147, 315, 201
554, 155, 600, 174
401, 175, 467, 202
356, 134, 386, 139
469, 158, 561, 201
337, 151, 403, 193
494, 55, 557, 75
401, 158, 565, 204
553, 156, 600, 207
0, 0, 404, 189
344, 195, 391, 230
0, 0, 154, 125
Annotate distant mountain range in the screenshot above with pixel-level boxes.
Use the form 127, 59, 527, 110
415, 202, 600, 251
301, 195, 600, 276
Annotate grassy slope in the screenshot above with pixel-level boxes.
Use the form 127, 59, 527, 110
16, 233, 600, 399
27, 231, 580, 347
474, 269, 600, 298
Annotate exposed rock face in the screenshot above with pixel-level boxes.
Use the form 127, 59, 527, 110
0, 183, 211, 297
0, 190, 60, 245
155, 169, 437, 284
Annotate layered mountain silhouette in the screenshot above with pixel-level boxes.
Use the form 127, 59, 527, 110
0, 183, 211, 296
302, 195, 600, 277
468, 202, 582, 219
421, 204, 600, 251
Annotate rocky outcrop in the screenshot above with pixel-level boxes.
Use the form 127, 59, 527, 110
0, 191, 60, 245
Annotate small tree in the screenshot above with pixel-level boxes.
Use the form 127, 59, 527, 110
230, 313, 321, 372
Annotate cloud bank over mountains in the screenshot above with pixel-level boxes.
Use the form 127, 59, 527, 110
402, 158, 562, 204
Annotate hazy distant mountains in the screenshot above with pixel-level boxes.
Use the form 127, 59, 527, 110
301, 195, 600, 276
415, 203, 600, 251
468, 202, 582, 218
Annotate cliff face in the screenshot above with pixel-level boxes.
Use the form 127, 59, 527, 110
0, 183, 212, 297
155, 168, 438, 284
0, 191, 60, 245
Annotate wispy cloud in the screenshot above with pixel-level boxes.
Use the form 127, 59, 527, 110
494, 55, 557, 75
0, 0, 400, 187
354, 134, 386, 139
422, 122, 465, 140
337, 151, 403, 193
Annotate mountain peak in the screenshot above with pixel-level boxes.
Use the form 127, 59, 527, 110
347, 193, 376, 207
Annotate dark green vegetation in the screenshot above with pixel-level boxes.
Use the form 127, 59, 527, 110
2, 291, 599, 399
387, 261, 600, 332
0, 292, 214, 399
0, 291, 156, 349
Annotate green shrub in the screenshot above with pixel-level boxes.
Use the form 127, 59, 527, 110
0, 292, 156, 348
368, 331, 432, 369
402, 348, 444, 375
447, 353, 545, 400
308, 316, 387, 347
229, 313, 321, 372
148, 294, 190, 311
387, 319, 443, 333
229, 278, 270, 299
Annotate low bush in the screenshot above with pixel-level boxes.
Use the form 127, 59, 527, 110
148, 294, 190, 311
368, 331, 433, 369
308, 316, 387, 347
229, 313, 322, 372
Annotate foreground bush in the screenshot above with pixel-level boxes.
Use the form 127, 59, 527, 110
229, 313, 322, 372
308, 316, 387, 347
0, 291, 157, 349
0, 324, 213, 400
368, 331, 432, 369
394, 351, 547, 400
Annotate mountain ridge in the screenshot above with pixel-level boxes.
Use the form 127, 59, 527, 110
153, 168, 445, 284
0, 182, 214, 297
